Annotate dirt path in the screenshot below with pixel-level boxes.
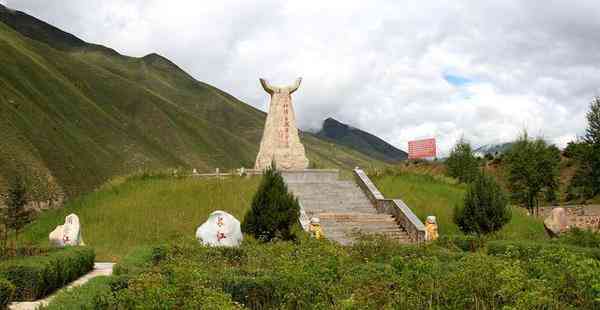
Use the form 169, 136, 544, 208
9, 262, 115, 310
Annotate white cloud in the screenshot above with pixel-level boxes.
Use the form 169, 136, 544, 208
5, 0, 600, 155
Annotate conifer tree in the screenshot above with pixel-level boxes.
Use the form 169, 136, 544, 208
241, 164, 300, 242
5, 175, 29, 248
454, 172, 511, 235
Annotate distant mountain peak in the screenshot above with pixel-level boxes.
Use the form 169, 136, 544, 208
317, 118, 407, 162
474, 142, 514, 156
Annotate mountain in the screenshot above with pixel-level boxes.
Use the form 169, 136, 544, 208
0, 4, 385, 202
316, 118, 408, 163
474, 142, 514, 157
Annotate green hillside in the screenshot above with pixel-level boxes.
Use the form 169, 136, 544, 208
372, 170, 546, 239
0, 5, 384, 201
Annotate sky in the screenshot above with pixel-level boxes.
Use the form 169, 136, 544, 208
3, 0, 600, 155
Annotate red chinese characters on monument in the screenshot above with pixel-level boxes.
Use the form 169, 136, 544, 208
280, 98, 290, 147
408, 138, 437, 159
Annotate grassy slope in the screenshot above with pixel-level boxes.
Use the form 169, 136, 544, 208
22, 175, 260, 261
23, 169, 546, 261
0, 16, 386, 200
372, 171, 546, 239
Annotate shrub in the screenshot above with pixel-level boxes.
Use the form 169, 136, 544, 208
487, 240, 600, 261
558, 228, 600, 248
0, 277, 14, 309
43, 276, 127, 310
435, 235, 486, 252
454, 172, 511, 235
113, 246, 154, 277
0, 247, 94, 300
241, 166, 300, 241
65, 236, 600, 309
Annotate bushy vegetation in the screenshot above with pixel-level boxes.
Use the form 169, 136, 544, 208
45, 236, 600, 309
454, 172, 511, 235
446, 138, 480, 183
242, 167, 300, 242
557, 227, 600, 248
0, 246, 94, 301
20, 174, 260, 261
0, 277, 14, 309
41, 276, 128, 310
504, 133, 561, 214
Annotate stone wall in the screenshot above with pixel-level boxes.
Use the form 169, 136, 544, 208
353, 168, 426, 243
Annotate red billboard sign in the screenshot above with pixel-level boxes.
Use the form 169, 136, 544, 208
408, 138, 437, 159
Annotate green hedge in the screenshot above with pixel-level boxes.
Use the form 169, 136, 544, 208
0, 247, 94, 301
43, 276, 128, 310
434, 235, 486, 252
112, 246, 155, 277
487, 240, 600, 260
0, 277, 15, 309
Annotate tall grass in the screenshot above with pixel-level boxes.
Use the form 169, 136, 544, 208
372, 171, 546, 239
21, 175, 260, 261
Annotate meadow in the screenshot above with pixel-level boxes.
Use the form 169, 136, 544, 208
21, 174, 260, 261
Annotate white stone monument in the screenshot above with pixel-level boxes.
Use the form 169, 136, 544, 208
255, 78, 309, 170
49, 213, 85, 247
196, 210, 243, 247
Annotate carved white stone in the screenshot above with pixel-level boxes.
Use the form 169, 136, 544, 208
196, 210, 243, 247
49, 213, 85, 247
255, 78, 309, 170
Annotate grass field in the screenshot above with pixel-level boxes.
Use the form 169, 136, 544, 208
372, 171, 547, 239
21, 174, 260, 261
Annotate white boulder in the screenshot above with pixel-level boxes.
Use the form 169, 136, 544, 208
49, 213, 85, 247
196, 210, 243, 247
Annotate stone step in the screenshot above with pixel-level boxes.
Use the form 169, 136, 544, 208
283, 175, 412, 245
324, 225, 404, 232
319, 212, 394, 220
302, 204, 374, 210
325, 231, 410, 241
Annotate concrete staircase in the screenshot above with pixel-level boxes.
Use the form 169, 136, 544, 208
283, 171, 411, 245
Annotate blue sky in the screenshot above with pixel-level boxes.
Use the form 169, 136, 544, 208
444, 74, 472, 87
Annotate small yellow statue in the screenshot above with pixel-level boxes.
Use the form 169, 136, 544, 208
309, 217, 324, 239
425, 216, 438, 241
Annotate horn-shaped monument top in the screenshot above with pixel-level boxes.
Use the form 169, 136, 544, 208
259, 78, 302, 95
255, 77, 309, 170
